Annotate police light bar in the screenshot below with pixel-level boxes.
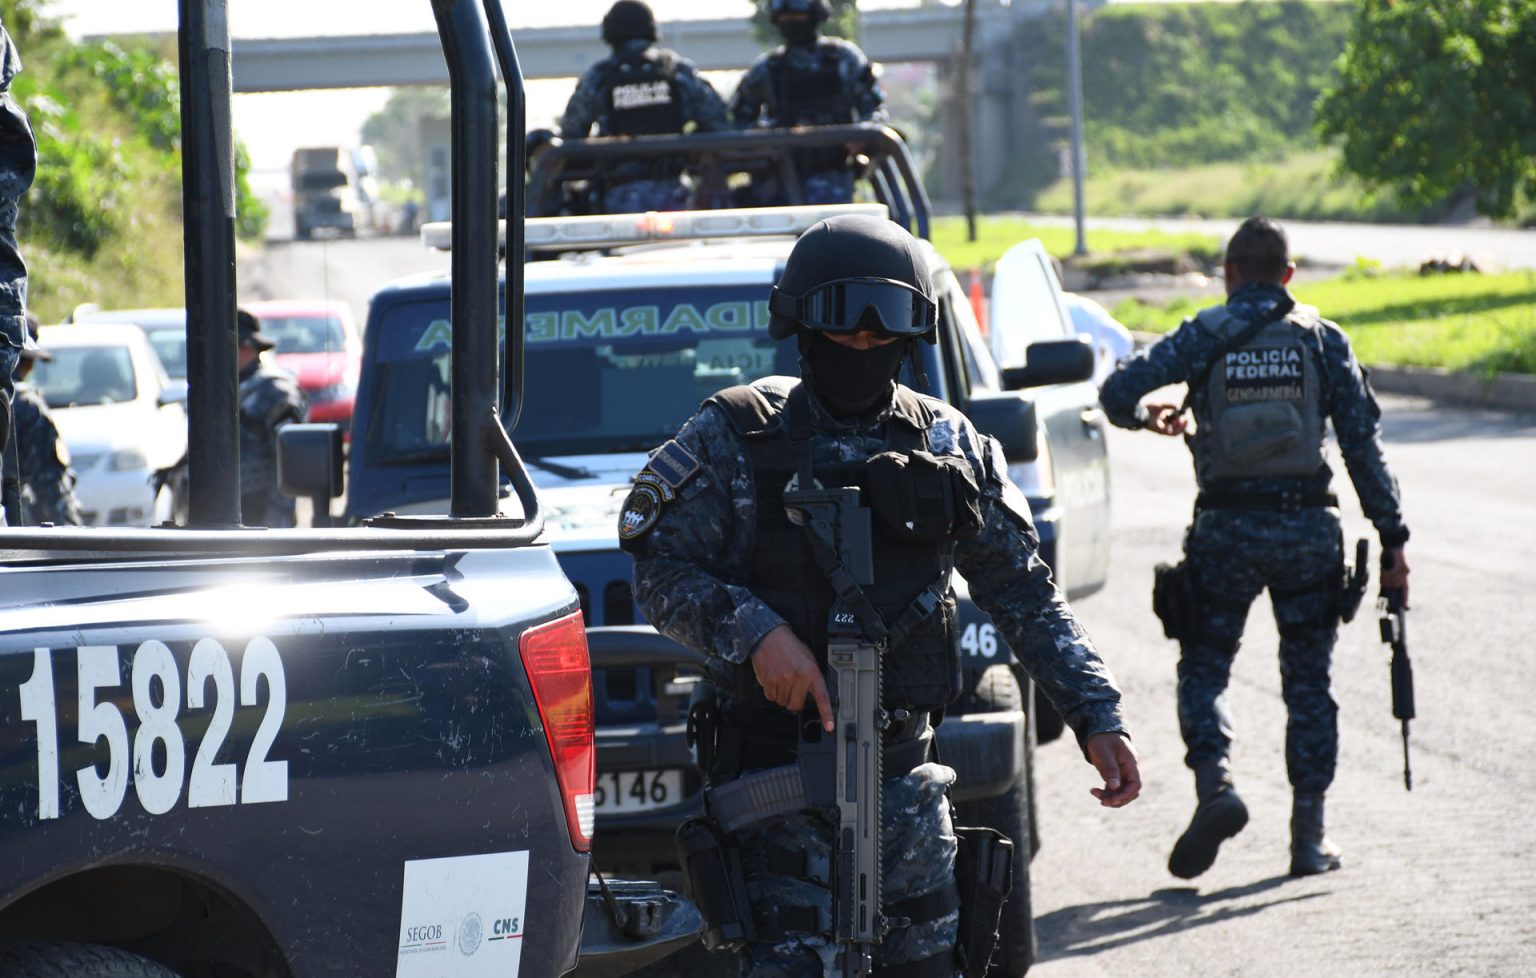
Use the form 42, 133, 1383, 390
420, 203, 889, 252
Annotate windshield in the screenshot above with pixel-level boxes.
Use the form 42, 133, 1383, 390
366, 285, 790, 465
145, 328, 187, 380
260, 315, 348, 354
32, 345, 139, 408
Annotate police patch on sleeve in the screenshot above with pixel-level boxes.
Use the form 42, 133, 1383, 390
618, 483, 664, 542
647, 439, 700, 490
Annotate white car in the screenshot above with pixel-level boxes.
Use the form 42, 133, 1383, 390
31, 323, 188, 526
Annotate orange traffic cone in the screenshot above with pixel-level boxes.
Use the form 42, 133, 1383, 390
969, 268, 988, 338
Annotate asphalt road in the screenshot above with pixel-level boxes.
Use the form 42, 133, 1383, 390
238, 229, 446, 331
1020, 214, 1536, 272
1028, 394, 1536, 978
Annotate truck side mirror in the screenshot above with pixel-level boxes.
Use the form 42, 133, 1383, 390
1001, 338, 1095, 390
278, 423, 344, 526
965, 391, 1038, 462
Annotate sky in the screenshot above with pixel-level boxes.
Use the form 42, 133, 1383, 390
50, 0, 932, 172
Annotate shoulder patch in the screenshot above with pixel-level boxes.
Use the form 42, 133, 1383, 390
618, 483, 665, 542
648, 439, 700, 490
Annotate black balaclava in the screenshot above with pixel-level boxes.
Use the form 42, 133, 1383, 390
798, 329, 909, 419
776, 16, 819, 47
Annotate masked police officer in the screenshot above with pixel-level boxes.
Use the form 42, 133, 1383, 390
1100, 216, 1410, 879
237, 309, 307, 528
729, 0, 887, 205
9, 314, 82, 526
559, 1, 729, 214
0, 16, 37, 527
622, 215, 1139, 978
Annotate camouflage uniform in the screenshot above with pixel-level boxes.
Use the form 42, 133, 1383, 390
628, 380, 1127, 977
1099, 282, 1408, 792
559, 38, 728, 214
11, 383, 81, 526
239, 358, 307, 528
0, 20, 36, 526
729, 38, 887, 206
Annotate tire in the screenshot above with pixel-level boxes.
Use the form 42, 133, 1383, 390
0, 941, 181, 978
953, 665, 1035, 978
294, 223, 310, 241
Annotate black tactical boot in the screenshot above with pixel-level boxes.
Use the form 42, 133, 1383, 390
1168, 761, 1249, 879
1289, 792, 1342, 877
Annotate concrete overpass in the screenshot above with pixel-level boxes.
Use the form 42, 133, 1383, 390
213, 1, 1077, 200
228, 3, 1039, 91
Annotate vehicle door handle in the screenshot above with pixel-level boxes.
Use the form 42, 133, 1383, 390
1080, 408, 1105, 436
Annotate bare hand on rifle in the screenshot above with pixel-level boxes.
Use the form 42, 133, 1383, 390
752, 624, 835, 732
1382, 546, 1410, 605
1143, 403, 1188, 437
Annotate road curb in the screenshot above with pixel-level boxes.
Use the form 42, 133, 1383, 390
1129, 330, 1536, 413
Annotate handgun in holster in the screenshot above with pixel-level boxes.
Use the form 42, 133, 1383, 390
1339, 538, 1370, 624
952, 825, 1015, 978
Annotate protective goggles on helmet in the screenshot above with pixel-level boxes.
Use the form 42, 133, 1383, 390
770, 276, 938, 337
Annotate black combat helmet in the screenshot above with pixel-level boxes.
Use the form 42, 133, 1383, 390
601, 1, 658, 46
769, 214, 938, 343
770, 0, 832, 22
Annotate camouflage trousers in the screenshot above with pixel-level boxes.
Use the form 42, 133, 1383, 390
729, 760, 959, 978
602, 178, 689, 215
1179, 507, 1343, 793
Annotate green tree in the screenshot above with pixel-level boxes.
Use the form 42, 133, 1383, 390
1316, 0, 1536, 219
750, 0, 859, 46
360, 87, 450, 191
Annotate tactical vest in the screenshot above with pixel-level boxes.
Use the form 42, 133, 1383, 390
1194, 305, 1327, 480
600, 49, 686, 137
769, 43, 851, 127
706, 380, 963, 713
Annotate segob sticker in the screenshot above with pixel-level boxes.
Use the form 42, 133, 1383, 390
618, 483, 664, 540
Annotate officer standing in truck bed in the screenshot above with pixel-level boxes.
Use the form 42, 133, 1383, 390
559, 1, 728, 214
1100, 216, 1410, 880
622, 214, 1140, 978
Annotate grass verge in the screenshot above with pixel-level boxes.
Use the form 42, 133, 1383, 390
1029, 152, 1435, 224
1113, 270, 1536, 375
931, 214, 1220, 274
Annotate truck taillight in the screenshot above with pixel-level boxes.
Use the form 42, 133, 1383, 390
520, 612, 595, 851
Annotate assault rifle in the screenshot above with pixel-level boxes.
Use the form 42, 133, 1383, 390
784, 484, 883, 978
1378, 554, 1415, 791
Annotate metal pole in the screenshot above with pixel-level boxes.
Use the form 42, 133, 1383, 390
480, 0, 526, 433
431, 0, 500, 518
1065, 0, 1088, 257
959, 0, 978, 243
178, 0, 242, 526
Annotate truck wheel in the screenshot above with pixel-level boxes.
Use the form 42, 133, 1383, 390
0, 941, 181, 978
953, 666, 1035, 978
294, 223, 310, 241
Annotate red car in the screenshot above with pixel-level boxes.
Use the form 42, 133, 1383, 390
243, 299, 362, 427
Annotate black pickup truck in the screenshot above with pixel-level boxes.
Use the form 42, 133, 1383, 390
341, 126, 1111, 978
0, 4, 694, 977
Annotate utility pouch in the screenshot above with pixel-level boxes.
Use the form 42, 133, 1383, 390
1152, 560, 1195, 642
953, 825, 1014, 978
1339, 538, 1370, 624
675, 816, 755, 953
866, 450, 983, 544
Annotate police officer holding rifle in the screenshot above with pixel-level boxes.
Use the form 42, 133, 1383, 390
1101, 216, 1410, 879
623, 214, 1139, 978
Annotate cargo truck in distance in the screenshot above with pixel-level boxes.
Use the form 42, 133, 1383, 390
289, 145, 377, 240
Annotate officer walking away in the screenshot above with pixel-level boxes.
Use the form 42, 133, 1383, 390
9, 314, 82, 526
237, 309, 307, 528
559, 1, 728, 214
0, 16, 38, 527
1100, 216, 1410, 879
729, 0, 887, 204
623, 215, 1139, 977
